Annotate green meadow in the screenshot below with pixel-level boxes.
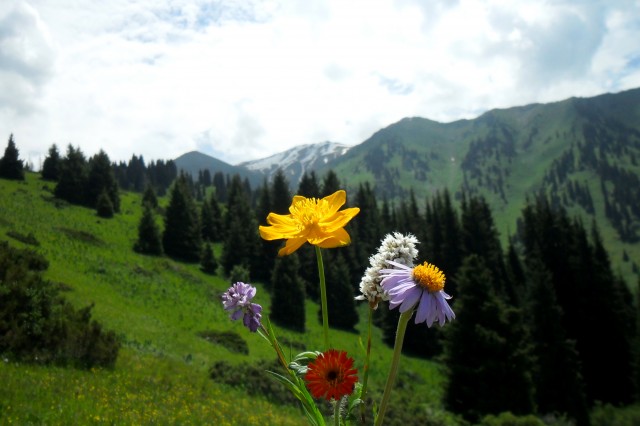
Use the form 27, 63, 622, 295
0, 173, 450, 425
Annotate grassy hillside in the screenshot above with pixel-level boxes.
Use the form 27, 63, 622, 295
0, 173, 449, 424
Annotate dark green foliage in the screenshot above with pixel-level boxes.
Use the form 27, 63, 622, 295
270, 254, 306, 332
255, 180, 277, 284
54, 145, 88, 205
209, 359, 299, 406
200, 243, 217, 274
220, 175, 260, 276
96, 190, 114, 218
443, 255, 535, 422
321, 251, 359, 330
0, 134, 24, 180
198, 330, 247, 354
162, 174, 202, 262
134, 203, 163, 256
520, 197, 637, 405
525, 254, 589, 425
41, 144, 61, 181
320, 170, 341, 196
228, 264, 250, 284
86, 150, 120, 212
297, 171, 321, 198
0, 242, 119, 368
478, 412, 545, 426
6, 231, 39, 246
199, 195, 220, 243
142, 185, 158, 209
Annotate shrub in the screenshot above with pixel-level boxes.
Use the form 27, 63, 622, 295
0, 242, 119, 368
197, 330, 248, 354
229, 264, 250, 284
208, 359, 299, 406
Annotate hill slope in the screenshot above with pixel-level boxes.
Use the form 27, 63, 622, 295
317, 88, 640, 285
0, 173, 447, 424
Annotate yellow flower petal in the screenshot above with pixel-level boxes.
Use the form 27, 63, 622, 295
259, 189, 359, 255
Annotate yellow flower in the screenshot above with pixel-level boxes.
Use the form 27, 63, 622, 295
259, 190, 360, 256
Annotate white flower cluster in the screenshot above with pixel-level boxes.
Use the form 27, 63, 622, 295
356, 232, 419, 309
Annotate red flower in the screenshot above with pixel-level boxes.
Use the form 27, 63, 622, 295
304, 349, 358, 401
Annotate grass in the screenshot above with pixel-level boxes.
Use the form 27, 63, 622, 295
0, 173, 448, 425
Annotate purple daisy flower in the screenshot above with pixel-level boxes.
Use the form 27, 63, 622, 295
221, 282, 263, 332
380, 260, 455, 327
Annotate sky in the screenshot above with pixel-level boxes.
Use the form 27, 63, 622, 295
1, 0, 640, 167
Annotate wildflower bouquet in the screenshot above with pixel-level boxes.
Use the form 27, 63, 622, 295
221, 190, 455, 425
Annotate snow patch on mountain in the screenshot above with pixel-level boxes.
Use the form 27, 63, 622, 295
238, 141, 351, 185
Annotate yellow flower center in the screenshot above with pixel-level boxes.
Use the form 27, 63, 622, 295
412, 262, 446, 293
290, 198, 328, 229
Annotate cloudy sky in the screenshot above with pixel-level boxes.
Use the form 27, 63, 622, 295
1, 0, 640, 167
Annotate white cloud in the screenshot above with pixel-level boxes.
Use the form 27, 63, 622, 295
0, 0, 639, 166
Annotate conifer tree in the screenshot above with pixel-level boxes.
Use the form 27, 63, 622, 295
220, 175, 260, 276
200, 198, 216, 242
525, 254, 589, 425
297, 171, 321, 198
320, 170, 340, 197
55, 145, 87, 205
209, 192, 223, 240
270, 253, 305, 332
142, 185, 158, 209
321, 252, 359, 330
443, 254, 534, 422
134, 203, 163, 255
162, 174, 202, 262
200, 242, 217, 274
0, 134, 24, 180
254, 180, 277, 284
96, 190, 114, 218
86, 150, 120, 212
520, 197, 636, 405
41, 144, 61, 181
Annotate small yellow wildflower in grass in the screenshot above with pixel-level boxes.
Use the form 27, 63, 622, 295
259, 190, 360, 255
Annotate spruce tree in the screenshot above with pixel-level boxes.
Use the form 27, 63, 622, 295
255, 180, 277, 284
320, 170, 340, 197
297, 171, 321, 198
86, 150, 120, 212
321, 252, 359, 330
142, 185, 158, 209
162, 174, 202, 262
96, 190, 114, 218
134, 203, 163, 255
0, 134, 24, 180
220, 175, 260, 276
200, 242, 217, 274
41, 144, 61, 181
55, 145, 87, 205
200, 198, 216, 242
443, 254, 534, 422
525, 254, 589, 425
270, 253, 305, 332
520, 197, 636, 405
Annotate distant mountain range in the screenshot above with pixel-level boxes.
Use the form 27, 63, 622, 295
173, 87, 640, 284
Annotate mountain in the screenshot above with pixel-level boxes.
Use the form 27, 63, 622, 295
238, 141, 351, 186
315, 87, 640, 283
173, 151, 263, 187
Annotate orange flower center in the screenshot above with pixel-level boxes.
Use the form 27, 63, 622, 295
290, 197, 328, 229
412, 262, 446, 293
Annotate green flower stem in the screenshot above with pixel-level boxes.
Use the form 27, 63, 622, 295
374, 309, 413, 426
334, 399, 340, 426
315, 246, 330, 350
359, 305, 374, 423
